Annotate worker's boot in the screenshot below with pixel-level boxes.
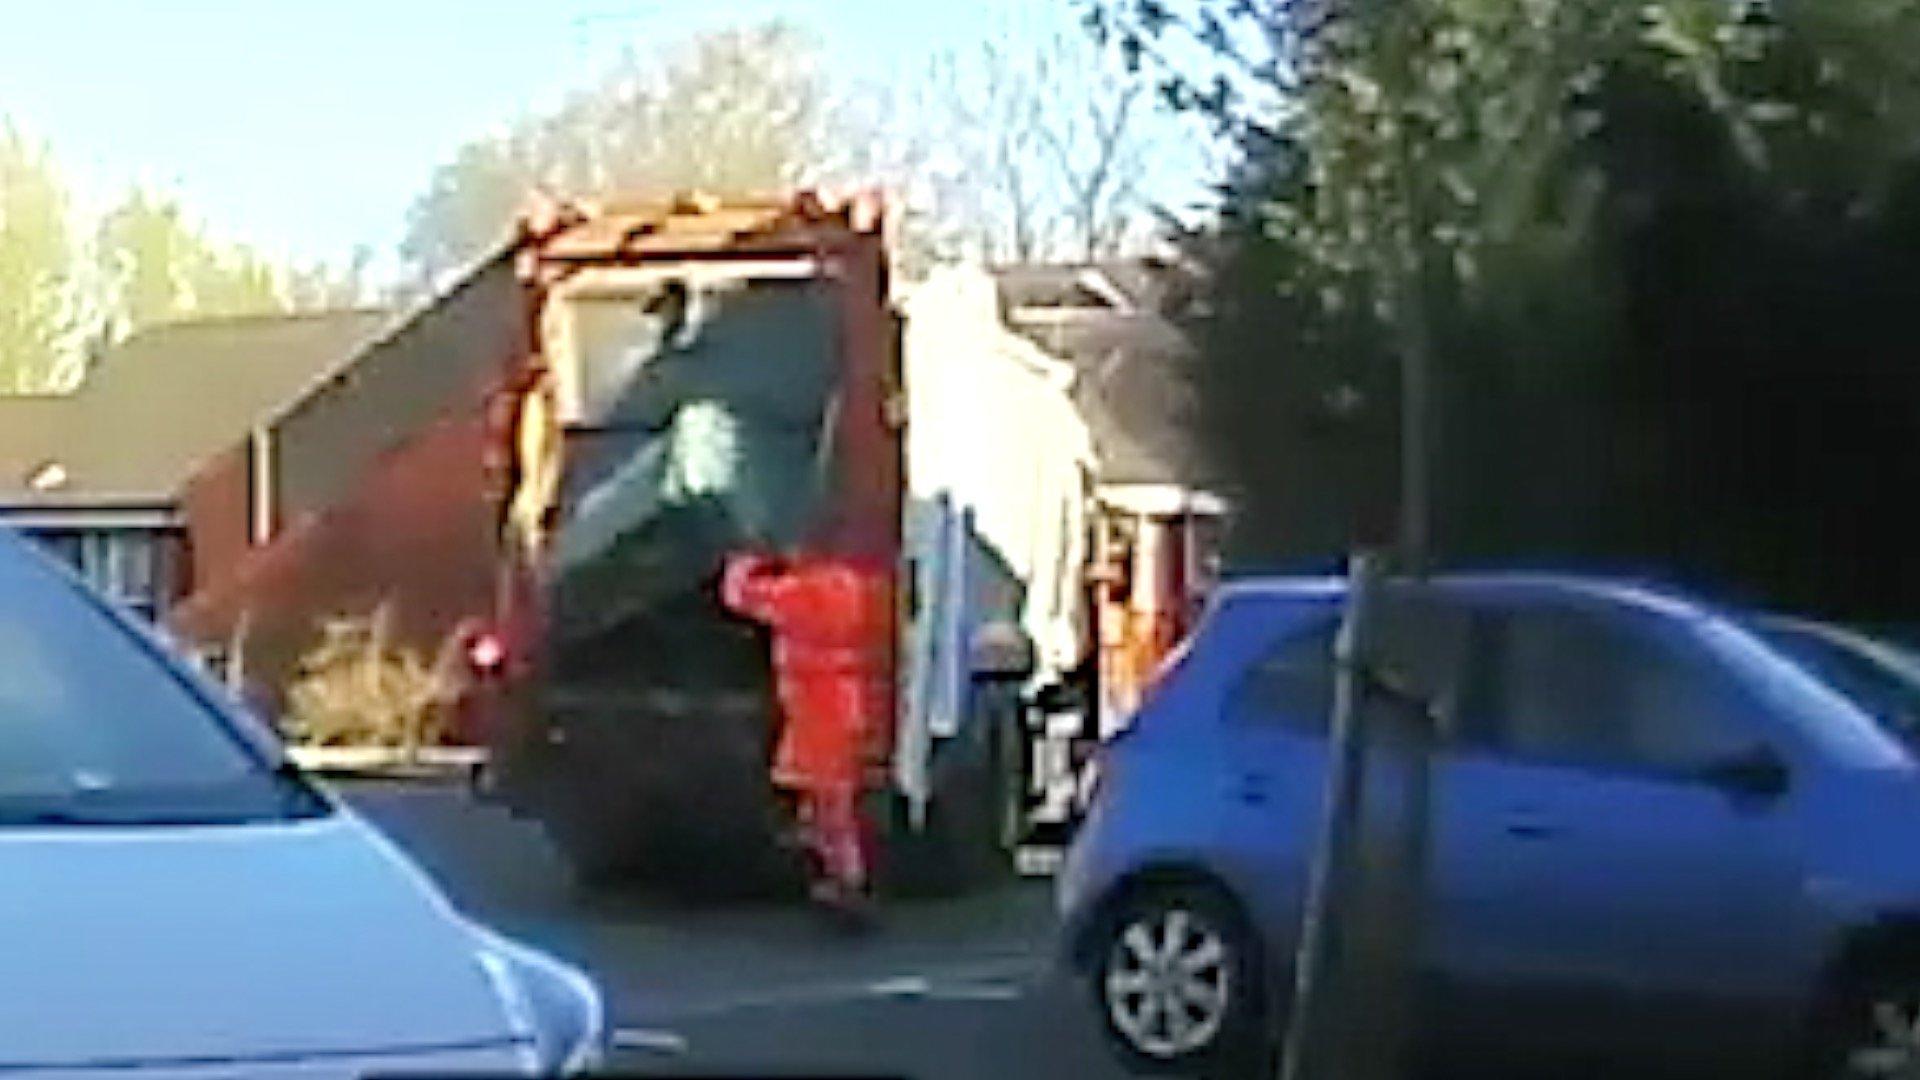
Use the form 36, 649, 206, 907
809, 875, 876, 934
803, 786, 877, 933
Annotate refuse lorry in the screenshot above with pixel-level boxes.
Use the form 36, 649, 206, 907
468, 193, 1103, 893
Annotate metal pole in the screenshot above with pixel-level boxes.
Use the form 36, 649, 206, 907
1279, 547, 1386, 1080
1274, 0, 1439, 1070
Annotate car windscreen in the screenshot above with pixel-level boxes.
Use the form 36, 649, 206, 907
1751, 623, 1920, 756
0, 547, 324, 826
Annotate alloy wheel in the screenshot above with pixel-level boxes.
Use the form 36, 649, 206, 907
1103, 905, 1235, 1060
1841, 994, 1920, 1079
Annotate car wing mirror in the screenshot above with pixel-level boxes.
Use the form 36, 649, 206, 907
1696, 747, 1790, 801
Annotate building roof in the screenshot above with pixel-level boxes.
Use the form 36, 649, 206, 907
995, 260, 1215, 489
0, 311, 392, 515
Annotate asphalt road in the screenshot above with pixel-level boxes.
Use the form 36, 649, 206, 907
336, 778, 1137, 1080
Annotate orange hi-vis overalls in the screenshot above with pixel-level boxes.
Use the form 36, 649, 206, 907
721, 553, 894, 902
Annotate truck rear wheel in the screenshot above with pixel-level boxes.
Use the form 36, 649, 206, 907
641, 716, 805, 900
883, 682, 1028, 896
530, 718, 653, 891
535, 693, 802, 900
543, 779, 643, 892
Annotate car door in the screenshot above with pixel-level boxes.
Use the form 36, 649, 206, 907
1432, 596, 1812, 1075
1214, 607, 1342, 947
1215, 589, 1473, 1008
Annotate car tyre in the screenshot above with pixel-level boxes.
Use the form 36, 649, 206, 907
1089, 881, 1269, 1077
883, 686, 1026, 897
539, 750, 643, 892
944, 684, 1028, 884
1807, 970, 1920, 1079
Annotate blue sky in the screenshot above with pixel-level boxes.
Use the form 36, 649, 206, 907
0, 0, 1049, 268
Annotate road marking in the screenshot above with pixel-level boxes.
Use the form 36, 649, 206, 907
919, 982, 1026, 1002
866, 975, 1026, 1002
867, 976, 932, 998
619, 959, 1048, 1022
613, 1028, 690, 1055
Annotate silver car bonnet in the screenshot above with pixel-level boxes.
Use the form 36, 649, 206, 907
0, 809, 523, 1069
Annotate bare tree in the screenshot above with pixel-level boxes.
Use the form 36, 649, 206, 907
899, 17, 1169, 266
1044, 78, 1147, 262
394, 15, 1202, 282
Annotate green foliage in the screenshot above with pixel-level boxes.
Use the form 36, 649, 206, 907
0, 124, 82, 391
1100, 0, 1920, 618
95, 189, 294, 335
4, 120, 372, 391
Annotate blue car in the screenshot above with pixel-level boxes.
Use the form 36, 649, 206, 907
1059, 573, 1920, 1078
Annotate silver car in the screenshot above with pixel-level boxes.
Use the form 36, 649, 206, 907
0, 531, 604, 1077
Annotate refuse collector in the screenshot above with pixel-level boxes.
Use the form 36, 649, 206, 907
721, 549, 894, 919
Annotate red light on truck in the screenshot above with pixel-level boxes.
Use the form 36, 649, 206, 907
468, 632, 506, 673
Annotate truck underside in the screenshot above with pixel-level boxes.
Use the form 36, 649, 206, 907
495, 587, 804, 895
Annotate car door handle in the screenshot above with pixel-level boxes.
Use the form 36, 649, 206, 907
1504, 818, 1561, 840
1235, 773, 1273, 806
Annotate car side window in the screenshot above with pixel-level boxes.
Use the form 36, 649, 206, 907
1228, 615, 1339, 733
1226, 591, 1472, 735
1372, 593, 1475, 737
1473, 606, 1757, 774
